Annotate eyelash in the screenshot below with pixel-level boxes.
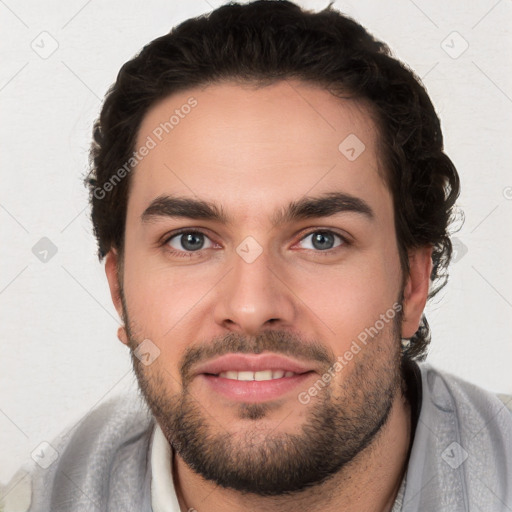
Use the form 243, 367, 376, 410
160, 228, 350, 258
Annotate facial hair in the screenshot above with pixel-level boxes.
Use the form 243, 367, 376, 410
122, 295, 403, 496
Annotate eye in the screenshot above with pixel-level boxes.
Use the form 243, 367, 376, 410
298, 230, 346, 251
166, 231, 214, 252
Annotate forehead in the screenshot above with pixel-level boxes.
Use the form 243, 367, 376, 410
129, 80, 391, 223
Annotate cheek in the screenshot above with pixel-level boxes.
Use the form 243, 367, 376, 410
121, 257, 217, 358
124, 253, 197, 316
291, 251, 401, 351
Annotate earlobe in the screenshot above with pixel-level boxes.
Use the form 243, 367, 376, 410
401, 246, 433, 339
117, 325, 129, 346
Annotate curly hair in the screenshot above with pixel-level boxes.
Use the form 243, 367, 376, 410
85, 0, 460, 362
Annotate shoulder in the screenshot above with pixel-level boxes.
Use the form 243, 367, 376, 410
406, 362, 512, 509
416, 361, 512, 447
6, 392, 155, 512
417, 362, 512, 422
46, 390, 155, 462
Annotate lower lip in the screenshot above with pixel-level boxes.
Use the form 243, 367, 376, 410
198, 372, 315, 402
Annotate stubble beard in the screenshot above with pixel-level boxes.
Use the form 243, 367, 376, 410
123, 299, 403, 496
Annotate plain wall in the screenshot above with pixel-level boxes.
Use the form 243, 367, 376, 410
1, 0, 511, 485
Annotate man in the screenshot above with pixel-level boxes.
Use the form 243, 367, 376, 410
18, 1, 512, 511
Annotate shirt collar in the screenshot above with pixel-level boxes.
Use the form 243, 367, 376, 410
150, 423, 182, 512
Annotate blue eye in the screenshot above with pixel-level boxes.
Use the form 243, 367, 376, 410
299, 231, 345, 251
167, 231, 214, 252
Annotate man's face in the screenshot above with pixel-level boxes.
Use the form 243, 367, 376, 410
106, 80, 426, 494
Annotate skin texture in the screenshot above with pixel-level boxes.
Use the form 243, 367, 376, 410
105, 80, 432, 512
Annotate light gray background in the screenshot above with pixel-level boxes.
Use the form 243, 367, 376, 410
1, 0, 511, 486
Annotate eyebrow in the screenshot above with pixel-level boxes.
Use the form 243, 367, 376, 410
140, 192, 374, 226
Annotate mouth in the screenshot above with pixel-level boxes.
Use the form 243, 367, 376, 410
193, 353, 318, 402
216, 369, 302, 380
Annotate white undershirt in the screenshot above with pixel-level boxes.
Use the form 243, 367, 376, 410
150, 423, 181, 512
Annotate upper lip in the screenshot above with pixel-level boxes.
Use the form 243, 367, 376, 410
192, 353, 317, 376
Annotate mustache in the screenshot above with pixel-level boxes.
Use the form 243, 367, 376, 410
179, 330, 336, 385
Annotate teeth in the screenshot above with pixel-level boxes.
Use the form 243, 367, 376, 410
255, 370, 273, 381
218, 370, 297, 381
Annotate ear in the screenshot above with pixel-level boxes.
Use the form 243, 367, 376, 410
401, 246, 433, 339
105, 249, 129, 346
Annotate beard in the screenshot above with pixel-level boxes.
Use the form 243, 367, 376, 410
122, 295, 403, 496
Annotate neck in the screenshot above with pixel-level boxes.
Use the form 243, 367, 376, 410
172, 390, 411, 512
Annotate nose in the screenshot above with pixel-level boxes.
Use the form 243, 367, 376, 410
213, 246, 297, 335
